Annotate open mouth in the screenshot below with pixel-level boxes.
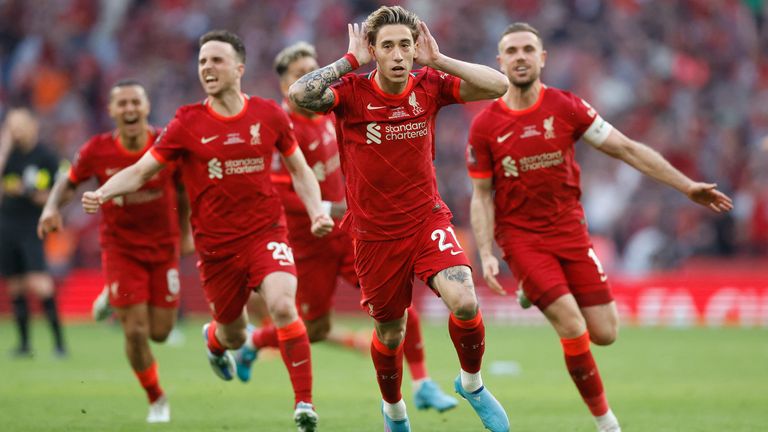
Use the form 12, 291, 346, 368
204, 75, 218, 84
123, 117, 139, 125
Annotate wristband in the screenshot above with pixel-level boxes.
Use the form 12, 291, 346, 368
343, 52, 360, 70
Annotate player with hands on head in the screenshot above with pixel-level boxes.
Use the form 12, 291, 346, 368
237, 41, 458, 415
290, 6, 510, 432
467, 23, 734, 432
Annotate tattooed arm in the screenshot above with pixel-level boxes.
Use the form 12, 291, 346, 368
288, 22, 372, 113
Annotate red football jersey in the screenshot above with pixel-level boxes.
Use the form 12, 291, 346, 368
271, 109, 345, 255
466, 86, 612, 234
68, 129, 180, 261
150, 95, 298, 260
329, 67, 463, 240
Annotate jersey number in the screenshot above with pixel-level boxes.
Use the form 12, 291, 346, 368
267, 242, 295, 266
431, 227, 463, 255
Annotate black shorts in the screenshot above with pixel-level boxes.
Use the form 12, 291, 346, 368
0, 226, 48, 276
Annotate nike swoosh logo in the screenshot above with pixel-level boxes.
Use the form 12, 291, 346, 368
497, 132, 513, 143
291, 359, 309, 367
367, 103, 386, 110
201, 135, 219, 144
450, 250, 463, 256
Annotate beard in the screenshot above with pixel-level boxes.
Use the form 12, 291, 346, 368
510, 74, 537, 91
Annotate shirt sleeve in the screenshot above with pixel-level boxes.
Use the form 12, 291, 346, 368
431, 67, 464, 107
329, 75, 354, 116
273, 107, 299, 156
466, 115, 493, 179
150, 113, 188, 164
568, 94, 613, 147
67, 139, 94, 185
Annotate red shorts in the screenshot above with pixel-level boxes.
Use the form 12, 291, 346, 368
102, 249, 180, 309
355, 212, 471, 322
197, 227, 297, 324
295, 232, 356, 321
498, 223, 612, 310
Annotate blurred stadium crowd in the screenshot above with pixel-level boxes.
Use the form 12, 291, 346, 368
1, 0, 766, 276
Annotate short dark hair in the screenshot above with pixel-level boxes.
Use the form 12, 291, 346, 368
199, 30, 246, 64
274, 42, 317, 77
365, 6, 420, 46
500, 22, 543, 47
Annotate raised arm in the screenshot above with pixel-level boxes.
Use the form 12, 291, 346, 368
595, 128, 733, 213
37, 174, 78, 238
281, 149, 334, 237
288, 23, 372, 112
82, 151, 164, 214
470, 176, 506, 295
415, 22, 508, 102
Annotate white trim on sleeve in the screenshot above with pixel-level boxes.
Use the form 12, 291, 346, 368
581, 115, 613, 148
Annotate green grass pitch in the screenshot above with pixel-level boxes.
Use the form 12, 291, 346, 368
0, 317, 765, 431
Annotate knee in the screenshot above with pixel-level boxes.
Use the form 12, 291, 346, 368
269, 297, 298, 325
589, 326, 618, 346
125, 327, 149, 347
219, 329, 247, 348
149, 328, 171, 343
450, 296, 479, 320
306, 321, 330, 343
376, 327, 405, 350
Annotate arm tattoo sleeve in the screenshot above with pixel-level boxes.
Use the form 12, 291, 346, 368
292, 57, 355, 112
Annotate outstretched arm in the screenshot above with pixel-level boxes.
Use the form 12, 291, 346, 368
289, 23, 372, 113
415, 22, 508, 102
82, 151, 164, 214
282, 149, 334, 237
596, 128, 733, 213
470, 177, 507, 295
37, 174, 78, 238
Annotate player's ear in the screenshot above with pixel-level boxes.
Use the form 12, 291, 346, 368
541, 49, 547, 69
237, 62, 245, 78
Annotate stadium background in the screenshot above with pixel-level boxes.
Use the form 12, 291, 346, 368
1, 0, 766, 324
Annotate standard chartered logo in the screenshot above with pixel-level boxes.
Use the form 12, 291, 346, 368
366, 122, 382, 144
365, 120, 428, 145
501, 150, 564, 178
502, 156, 518, 177
208, 158, 223, 179
208, 157, 265, 179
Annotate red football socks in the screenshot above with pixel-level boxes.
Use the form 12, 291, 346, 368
252, 325, 279, 348
370, 330, 404, 403
448, 310, 485, 373
403, 306, 427, 381
206, 321, 226, 355
277, 319, 313, 405
134, 361, 163, 403
561, 331, 609, 416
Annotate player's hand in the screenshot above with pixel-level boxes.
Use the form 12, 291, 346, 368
481, 254, 507, 296
82, 190, 104, 214
310, 213, 334, 237
686, 183, 734, 213
37, 207, 63, 239
415, 21, 441, 68
347, 22, 372, 67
